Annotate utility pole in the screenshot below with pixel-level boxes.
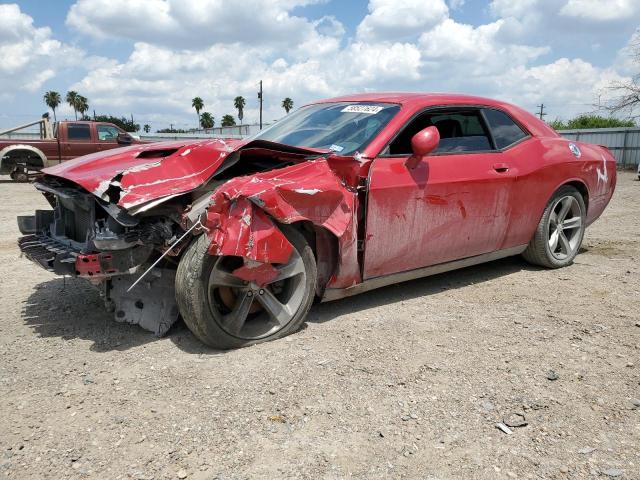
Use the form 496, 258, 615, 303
537, 104, 546, 121
258, 80, 263, 130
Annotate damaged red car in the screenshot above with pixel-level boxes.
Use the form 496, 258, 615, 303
18, 93, 616, 349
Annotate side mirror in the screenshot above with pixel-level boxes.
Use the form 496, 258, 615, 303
117, 132, 133, 145
405, 126, 440, 169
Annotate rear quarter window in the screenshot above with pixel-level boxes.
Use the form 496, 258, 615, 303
67, 124, 91, 141
483, 109, 528, 149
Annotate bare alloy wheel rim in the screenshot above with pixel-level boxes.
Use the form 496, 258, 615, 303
206, 249, 307, 340
547, 195, 584, 260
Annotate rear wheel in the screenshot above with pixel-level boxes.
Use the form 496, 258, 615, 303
522, 185, 586, 268
10, 166, 29, 183
175, 226, 317, 349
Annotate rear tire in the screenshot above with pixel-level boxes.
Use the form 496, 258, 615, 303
175, 225, 317, 349
10, 167, 29, 183
522, 185, 586, 268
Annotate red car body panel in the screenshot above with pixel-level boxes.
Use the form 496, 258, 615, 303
203, 160, 361, 289
364, 151, 514, 278
43, 139, 244, 208
33, 93, 616, 298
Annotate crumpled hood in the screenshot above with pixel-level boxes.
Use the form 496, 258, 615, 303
43, 139, 241, 209
42, 138, 327, 211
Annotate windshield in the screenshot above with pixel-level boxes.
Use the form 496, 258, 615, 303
253, 102, 400, 155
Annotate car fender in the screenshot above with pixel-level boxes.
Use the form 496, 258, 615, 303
201, 159, 361, 289
0, 144, 48, 171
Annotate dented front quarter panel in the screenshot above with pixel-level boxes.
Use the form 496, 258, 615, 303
203, 159, 361, 289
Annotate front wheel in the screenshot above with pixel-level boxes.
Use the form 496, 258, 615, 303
175, 226, 317, 349
522, 185, 586, 268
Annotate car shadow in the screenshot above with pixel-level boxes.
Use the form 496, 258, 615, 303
307, 256, 539, 324
23, 256, 539, 354
22, 277, 210, 353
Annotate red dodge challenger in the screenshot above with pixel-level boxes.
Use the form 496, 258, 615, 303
18, 93, 616, 349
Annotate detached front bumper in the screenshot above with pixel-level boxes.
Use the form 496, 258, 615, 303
18, 233, 121, 278
17, 211, 152, 280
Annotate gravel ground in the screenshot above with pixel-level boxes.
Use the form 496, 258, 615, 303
0, 173, 639, 480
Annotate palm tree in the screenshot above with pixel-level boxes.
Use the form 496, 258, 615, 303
143, 124, 150, 133
43, 91, 61, 122
282, 97, 294, 114
75, 95, 89, 119
66, 91, 79, 120
221, 114, 236, 127
200, 112, 214, 129
234, 96, 246, 123
192, 97, 204, 128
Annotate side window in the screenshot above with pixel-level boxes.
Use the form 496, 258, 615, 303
483, 109, 528, 149
97, 125, 120, 141
387, 109, 493, 155
67, 124, 91, 141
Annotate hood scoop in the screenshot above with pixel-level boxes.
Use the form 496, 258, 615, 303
137, 148, 179, 159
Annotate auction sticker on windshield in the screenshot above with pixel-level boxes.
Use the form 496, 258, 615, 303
341, 105, 385, 114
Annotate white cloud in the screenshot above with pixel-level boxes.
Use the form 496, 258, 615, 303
3, 0, 637, 128
69, 38, 424, 127
494, 58, 630, 116
66, 0, 335, 49
357, 0, 449, 42
490, 0, 640, 41
560, 0, 639, 21
489, 0, 540, 19
419, 19, 548, 68
0, 4, 84, 97
62, 0, 639, 127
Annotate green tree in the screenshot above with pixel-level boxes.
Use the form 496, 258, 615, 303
143, 124, 151, 133
43, 91, 61, 122
548, 119, 566, 130
81, 114, 139, 132
221, 114, 236, 127
192, 97, 204, 127
234, 96, 246, 123
200, 112, 214, 129
66, 91, 79, 120
75, 95, 89, 119
157, 127, 188, 133
282, 97, 294, 114
549, 115, 635, 130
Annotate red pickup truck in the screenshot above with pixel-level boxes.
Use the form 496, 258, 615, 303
0, 117, 144, 181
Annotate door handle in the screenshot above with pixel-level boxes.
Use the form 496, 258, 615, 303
493, 163, 510, 173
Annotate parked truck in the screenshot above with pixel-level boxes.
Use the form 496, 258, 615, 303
0, 115, 144, 181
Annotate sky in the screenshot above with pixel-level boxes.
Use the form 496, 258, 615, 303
1, 0, 639, 131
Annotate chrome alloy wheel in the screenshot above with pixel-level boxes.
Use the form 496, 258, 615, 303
547, 195, 584, 260
206, 249, 307, 340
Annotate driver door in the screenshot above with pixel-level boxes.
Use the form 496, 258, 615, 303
363, 108, 515, 279
96, 124, 122, 151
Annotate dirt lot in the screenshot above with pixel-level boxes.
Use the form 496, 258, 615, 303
0, 172, 638, 480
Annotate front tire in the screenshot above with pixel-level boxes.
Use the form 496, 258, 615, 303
175, 226, 317, 349
522, 185, 586, 268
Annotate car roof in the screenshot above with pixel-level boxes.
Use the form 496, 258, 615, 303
310, 92, 558, 138
314, 92, 510, 108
